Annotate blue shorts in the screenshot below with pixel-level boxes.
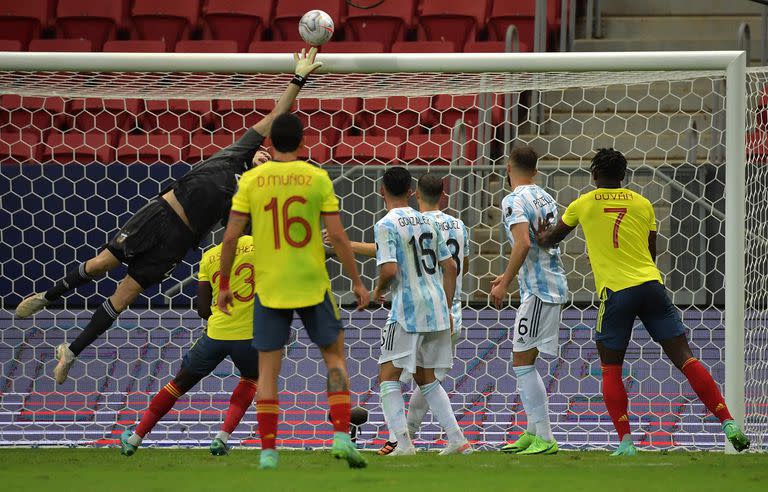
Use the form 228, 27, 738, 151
181, 333, 259, 379
595, 280, 686, 351
251, 292, 343, 351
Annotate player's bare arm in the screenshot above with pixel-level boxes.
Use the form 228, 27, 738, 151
324, 213, 371, 310
373, 262, 397, 304
217, 212, 249, 315
490, 222, 530, 309
440, 257, 458, 307
535, 218, 575, 248
196, 281, 213, 320
648, 230, 657, 262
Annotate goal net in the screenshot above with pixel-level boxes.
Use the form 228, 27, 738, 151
0, 52, 763, 451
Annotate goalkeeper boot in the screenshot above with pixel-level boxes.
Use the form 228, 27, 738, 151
377, 440, 397, 456
610, 436, 638, 457
209, 438, 229, 456
53, 343, 76, 385
517, 436, 558, 455
723, 420, 750, 452
331, 432, 368, 469
120, 429, 138, 457
501, 431, 536, 454
439, 439, 473, 456
259, 449, 279, 470
15, 292, 48, 319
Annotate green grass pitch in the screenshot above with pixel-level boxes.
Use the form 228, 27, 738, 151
1, 448, 767, 492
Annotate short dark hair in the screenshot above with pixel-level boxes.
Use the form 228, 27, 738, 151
590, 148, 627, 181
270, 113, 303, 153
417, 173, 443, 204
508, 145, 539, 173
382, 166, 412, 197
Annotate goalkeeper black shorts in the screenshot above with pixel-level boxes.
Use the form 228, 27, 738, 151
106, 198, 196, 289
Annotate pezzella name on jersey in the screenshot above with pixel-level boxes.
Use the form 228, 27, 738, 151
397, 214, 431, 227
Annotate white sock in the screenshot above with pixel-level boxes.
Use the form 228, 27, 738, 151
380, 381, 412, 447
216, 430, 230, 444
127, 433, 142, 447
514, 365, 554, 442
419, 380, 464, 444
406, 386, 430, 437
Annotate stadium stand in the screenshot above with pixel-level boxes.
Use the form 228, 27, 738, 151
418, 0, 488, 51
103, 39, 167, 52
55, 0, 124, 51
131, 0, 201, 51
202, 0, 273, 52
175, 39, 238, 52
28, 38, 93, 52
0, 0, 51, 49
344, 0, 415, 51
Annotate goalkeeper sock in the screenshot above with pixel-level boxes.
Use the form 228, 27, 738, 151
44, 262, 93, 302
135, 381, 183, 438
256, 399, 279, 450
601, 364, 631, 441
406, 385, 429, 436
420, 380, 464, 444
380, 381, 411, 446
514, 365, 554, 442
220, 377, 258, 438
681, 357, 734, 422
328, 391, 351, 434
68, 299, 120, 356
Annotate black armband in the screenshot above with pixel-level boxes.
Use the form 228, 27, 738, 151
290, 74, 308, 87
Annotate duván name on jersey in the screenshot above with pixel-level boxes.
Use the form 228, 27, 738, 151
594, 191, 634, 201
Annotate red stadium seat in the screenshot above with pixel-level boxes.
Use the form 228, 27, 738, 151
322, 41, 384, 53
298, 134, 332, 163
56, 0, 124, 51
464, 40, 532, 53
70, 98, 142, 132
399, 132, 455, 166
116, 133, 185, 164
131, 0, 201, 51
28, 38, 93, 52
0, 0, 51, 49
354, 95, 434, 140
273, 0, 342, 42
418, 0, 488, 51
103, 40, 167, 52
391, 41, 455, 53
248, 40, 306, 53
0, 128, 41, 162
487, 1, 557, 49
203, 0, 272, 52
345, 0, 415, 51
0, 95, 67, 131
0, 40, 22, 51
141, 99, 214, 133
42, 132, 116, 164
185, 131, 240, 163
213, 99, 273, 131
334, 135, 401, 165
175, 39, 238, 52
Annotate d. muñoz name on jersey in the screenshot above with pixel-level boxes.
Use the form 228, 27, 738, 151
422, 210, 469, 334
501, 184, 569, 304
375, 207, 452, 333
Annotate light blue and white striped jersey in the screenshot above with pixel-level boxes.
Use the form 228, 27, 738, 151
501, 184, 569, 304
375, 207, 452, 333
423, 210, 469, 334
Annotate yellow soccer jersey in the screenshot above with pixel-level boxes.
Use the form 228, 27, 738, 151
230, 160, 339, 309
561, 188, 663, 296
198, 235, 256, 340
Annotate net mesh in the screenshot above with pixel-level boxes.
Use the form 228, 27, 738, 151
0, 66, 764, 451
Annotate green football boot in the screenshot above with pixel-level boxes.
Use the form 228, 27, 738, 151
330, 432, 368, 469
259, 449, 279, 470
119, 429, 138, 457
517, 436, 558, 455
723, 420, 750, 452
610, 436, 638, 456
500, 431, 536, 454
209, 438, 229, 456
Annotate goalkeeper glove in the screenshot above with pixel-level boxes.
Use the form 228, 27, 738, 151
292, 47, 322, 87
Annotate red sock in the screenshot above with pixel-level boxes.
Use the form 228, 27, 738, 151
256, 399, 279, 450
601, 364, 631, 441
681, 358, 733, 423
135, 381, 183, 438
328, 391, 351, 434
221, 377, 258, 434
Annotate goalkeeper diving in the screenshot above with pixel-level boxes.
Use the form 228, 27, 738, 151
14, 48, 323, 385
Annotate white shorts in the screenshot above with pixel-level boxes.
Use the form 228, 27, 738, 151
398, 330, 461, 383
379, 322, 453, 377
513, 296, 563, 356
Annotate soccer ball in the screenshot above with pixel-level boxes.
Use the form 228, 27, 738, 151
298, 10, 334, 46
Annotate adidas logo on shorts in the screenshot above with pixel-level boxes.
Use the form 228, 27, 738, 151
517, 337, 525, 343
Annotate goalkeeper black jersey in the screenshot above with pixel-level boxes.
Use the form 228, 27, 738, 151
165, 128, 266, 242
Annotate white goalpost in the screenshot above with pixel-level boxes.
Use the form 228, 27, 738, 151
0, 51, 759, 452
